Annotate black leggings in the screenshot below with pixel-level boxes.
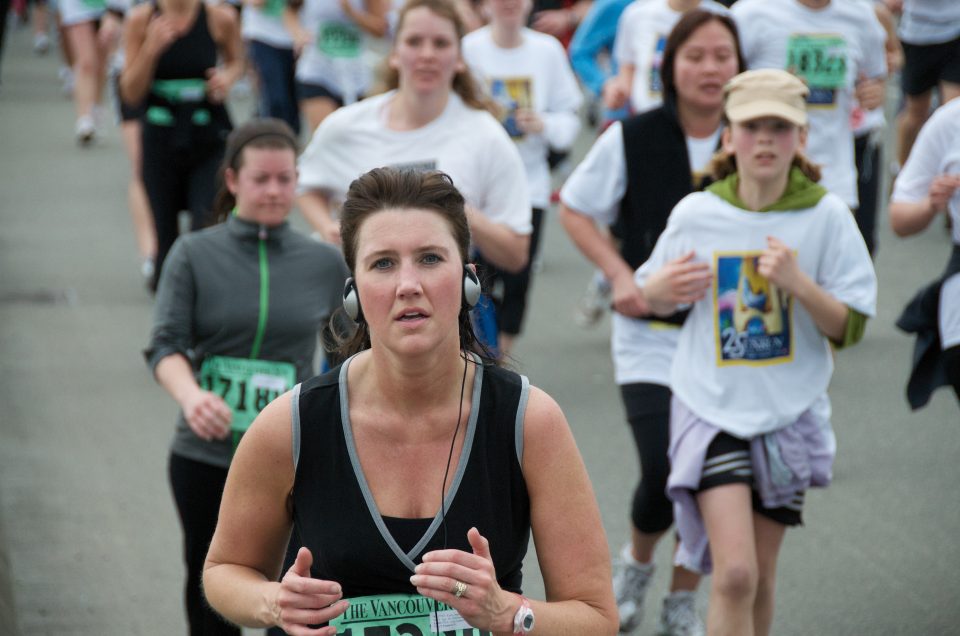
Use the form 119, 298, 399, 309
168, 453, 240, 636
854, 132, 881, 257
620, 382, 674, 534
943, 344, 960, 402
141, 124, 224, 289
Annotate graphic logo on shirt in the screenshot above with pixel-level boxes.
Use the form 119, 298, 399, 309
786, 34, 847, 108
489, 77, 533, 139
648, 33, 667, 97
388, 159, 437, 173
715, 252, 793, 365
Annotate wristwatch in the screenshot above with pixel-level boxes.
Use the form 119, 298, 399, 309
513, 596, 535, 634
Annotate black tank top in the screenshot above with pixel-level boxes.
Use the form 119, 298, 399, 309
290, 356, 531, 599
154, 2, 217, 82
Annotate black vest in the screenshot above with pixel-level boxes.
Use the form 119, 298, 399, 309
291, 360, 531, 600
617, 101, 714, 270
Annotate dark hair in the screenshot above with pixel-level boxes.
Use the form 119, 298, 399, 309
380, 0, 497, 114
213, 118, 299, 219
334, 167, 493, 360
660, 9, 746, 106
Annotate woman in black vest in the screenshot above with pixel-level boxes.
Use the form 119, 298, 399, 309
202, 167, 618, 635
120, 0, 243, 291
559, 10, 744, 635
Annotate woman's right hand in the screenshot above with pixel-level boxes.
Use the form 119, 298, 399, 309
643, 251, 712, 315
181, 388, 232, 441
610, 271, 648, 318
602, 76, 628, 111
144, 14, 180, 58
928, 174, 960, 214
274, 547, 348, 636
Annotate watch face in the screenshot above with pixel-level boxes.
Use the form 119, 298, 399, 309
522, 613, 535, 630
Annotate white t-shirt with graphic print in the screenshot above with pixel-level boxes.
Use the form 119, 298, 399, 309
636, 189, 877, 437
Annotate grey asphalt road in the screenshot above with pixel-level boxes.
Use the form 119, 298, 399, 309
1, 24, 958, 636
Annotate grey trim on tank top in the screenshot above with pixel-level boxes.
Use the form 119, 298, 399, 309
514, 374, 530, 467
291, 383, 303, 472
339, 353, 485, 571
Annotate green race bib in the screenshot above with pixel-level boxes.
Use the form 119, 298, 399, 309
81, 0, 107, 10
330, 593, 490, 636
263, 0, 285, 18
786, 34, 847, 89
317, 21, 361, 58
199, 355, 296, 449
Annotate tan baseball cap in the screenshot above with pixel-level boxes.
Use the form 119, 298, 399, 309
724, 69, 809, 127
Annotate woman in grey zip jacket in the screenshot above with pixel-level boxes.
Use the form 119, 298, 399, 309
143, 119, 349, 636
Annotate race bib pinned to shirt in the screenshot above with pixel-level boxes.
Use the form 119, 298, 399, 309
263, 0, 286, 18
330, 593, 491, 636
786, 34, 847, 108
81, 0, 107, 10
317, 21, 362, 58
199, 355, 296, 449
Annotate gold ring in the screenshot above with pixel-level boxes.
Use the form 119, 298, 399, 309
453, 580, 467, 598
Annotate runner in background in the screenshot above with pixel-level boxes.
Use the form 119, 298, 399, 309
120, 0, 242, 290
59, 0, 110, 143
145, 120, 349, 636
568, 0, 631, 127
560, 10, 744, 634
242, 0, 300, 134
731, 0, 887, 240
283, 0, 389, 132
462, 0, 582, 357
890, 0, 960, 169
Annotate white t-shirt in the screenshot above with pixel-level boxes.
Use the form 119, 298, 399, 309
613, 0, 728, 113
242, 0, 294, 49
294, 0, 372, 101
462, 27, 583, 209
732, 0, 887, 209
298, 91, 532, 236
560, 119, 721, 386
898, 0, 960, 45
636, 189, 877, 437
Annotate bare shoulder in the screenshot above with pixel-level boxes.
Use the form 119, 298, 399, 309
520, 385, 575, 454
207, 2, 240, 38
233, 390, 296, 481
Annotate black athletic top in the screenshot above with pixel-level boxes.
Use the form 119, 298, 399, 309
290, 356, 531, 599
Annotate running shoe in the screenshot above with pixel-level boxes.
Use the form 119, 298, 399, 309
613, 543, 654, 633
75, 115, 96, 145
59, 66, 75, 97
33, 32, 50, 55
574, 275, 611, 327
657, 591, 704, 636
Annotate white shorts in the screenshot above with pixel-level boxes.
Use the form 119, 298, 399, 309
939, 272, 960, 349
59, 0, 105, 26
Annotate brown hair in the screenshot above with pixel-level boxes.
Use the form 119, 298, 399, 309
379, 0, 497, 114
213, 118, 299, 219
660, 9, 746, 107
334, 167, 493, 360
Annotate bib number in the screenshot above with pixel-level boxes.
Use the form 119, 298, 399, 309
263, 0, 285, 18
317, 21, 361, 58
81, 0, 107, 10
786, 34, 847, 107
330, 594, 490, 636
199, 355, 296, 449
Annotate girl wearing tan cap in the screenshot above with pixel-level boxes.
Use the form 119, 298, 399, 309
636, 69, 877, 635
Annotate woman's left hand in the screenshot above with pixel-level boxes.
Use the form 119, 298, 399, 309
206, 67, 233, 103
410, 527, 515, 633
757, 236, 804, 295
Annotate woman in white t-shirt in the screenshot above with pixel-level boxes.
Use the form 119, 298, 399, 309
559, 10, 743, 634
297, 0, 531, 276
890, 97, 960, 408
461, 0, 582, 356
639, 70, 876, 635
283, 0, 389, 132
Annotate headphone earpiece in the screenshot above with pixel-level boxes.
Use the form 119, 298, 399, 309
342, 277, 362, 322
463, 266, 481, 309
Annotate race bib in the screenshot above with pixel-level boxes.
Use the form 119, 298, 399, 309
317, 21, 361, 58
263, 0, 285, 18
199, 355, 296, 449
330, 594, 490, 636
81, 0, 107, 9
786, 34, 847, 107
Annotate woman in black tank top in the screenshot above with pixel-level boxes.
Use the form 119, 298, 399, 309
120, 0, 243, 291
201, 167, 619, 635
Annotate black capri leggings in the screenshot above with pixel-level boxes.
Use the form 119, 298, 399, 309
619, 382, 674, 534
168, 453, 240, 636
141, 124, 224, 289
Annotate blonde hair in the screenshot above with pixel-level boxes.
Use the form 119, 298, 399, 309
379, 0, 496, 114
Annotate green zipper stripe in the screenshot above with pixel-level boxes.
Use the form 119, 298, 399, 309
250, 235, 270, 360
